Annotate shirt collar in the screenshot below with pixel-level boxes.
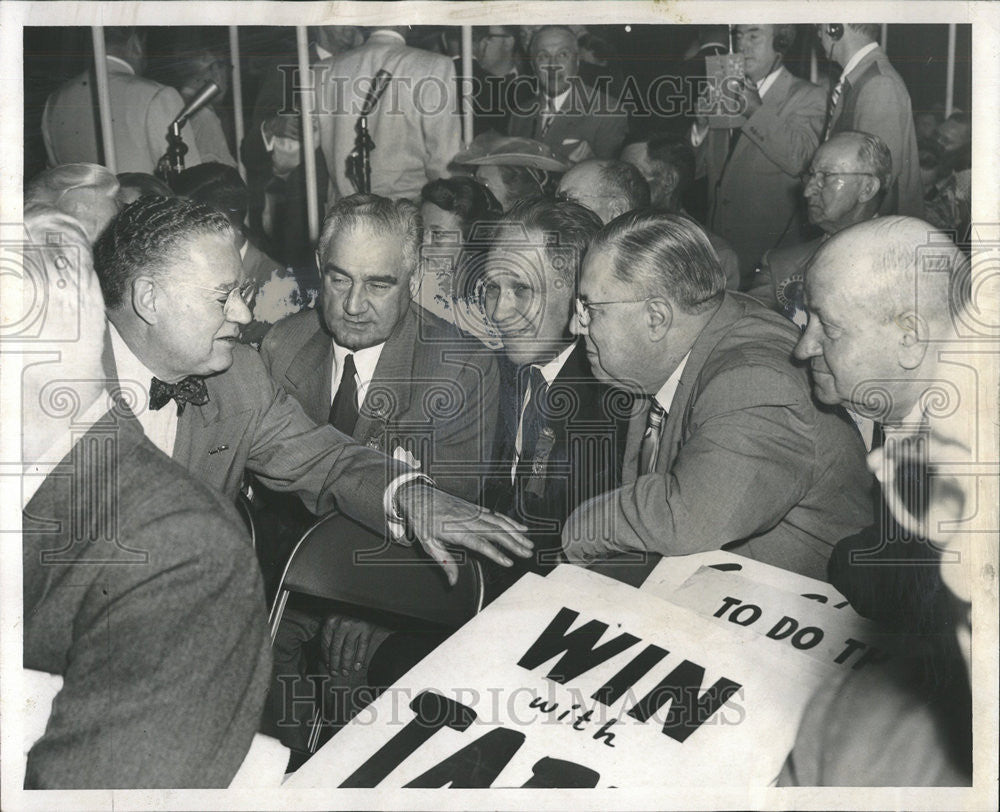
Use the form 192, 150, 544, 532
371, 29, 407, 45
314, 43, 333, 62
105, 54, 135, 75
532, 341, 576, 386
110, 323, 161, 393
755, 66, 783, 99
839, 42, 879, 83
333, 340, 386, 387
544, 86, 572, 112
653, 352, 691, 413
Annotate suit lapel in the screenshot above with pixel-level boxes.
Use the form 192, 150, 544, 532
354, 306, 417, 449
284, 320, 334, 426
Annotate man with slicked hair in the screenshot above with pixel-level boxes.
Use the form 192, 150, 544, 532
563, 211, 873, 581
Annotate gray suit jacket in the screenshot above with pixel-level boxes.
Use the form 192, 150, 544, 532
261, 305, 498, 503
565, 293, 874, 581
42, 57, 201, 174
697, 67, 825, 282
167, 344, 404, 532
23, 410, 270, 788
830, 46, 924, 218
507, 80, 628, 162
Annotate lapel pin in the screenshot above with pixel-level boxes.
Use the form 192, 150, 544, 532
208, 444, 229, 455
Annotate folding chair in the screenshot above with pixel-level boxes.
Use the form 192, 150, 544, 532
268, 512, 485, 754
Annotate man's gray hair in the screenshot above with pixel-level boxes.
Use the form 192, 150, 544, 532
590, 210, 726, 313
842, 130, 893, 198
319, 193, 423, 274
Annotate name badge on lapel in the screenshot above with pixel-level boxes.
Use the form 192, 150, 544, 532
525, 428, 556, 499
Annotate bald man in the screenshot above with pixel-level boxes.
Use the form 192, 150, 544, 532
783, 216, 973, 786
795, 216, 968, 633
747, 130, 889, 319
555, 159, 650, 224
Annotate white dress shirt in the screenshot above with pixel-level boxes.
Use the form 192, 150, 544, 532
652, 352, 691, 413
109, 325, 179, 457
330, 341, 386, 409
837, 41, 879, 85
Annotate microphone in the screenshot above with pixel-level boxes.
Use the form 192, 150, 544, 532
172, 81, 220, 128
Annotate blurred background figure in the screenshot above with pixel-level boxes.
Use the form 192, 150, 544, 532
416, 176, 503, 345
913, 107, 944, 142
450, 25, 531, 138
42, 27, 203, 174
116, 172, 173, 207
24, 162, 120, 244
453, 132, 569, 211
555, 159, 650, 224
171, 162, 314, 347
923, 110, 971, 235
620, 134, 740, 289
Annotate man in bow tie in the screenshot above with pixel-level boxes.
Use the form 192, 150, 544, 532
93, 195, 532, 588
562, 211, 873, 583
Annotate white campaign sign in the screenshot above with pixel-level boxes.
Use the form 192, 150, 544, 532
286, 565, 831, 789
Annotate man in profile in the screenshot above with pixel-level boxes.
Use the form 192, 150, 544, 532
746, 130, 890, 321
20, 205, 270, 788
563, 212, 873, 581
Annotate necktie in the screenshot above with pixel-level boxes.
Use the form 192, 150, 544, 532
823, 77, 845, 141
638, 398, 666, 477
149, 376, 209, 415
328, 354, 359, 436
519, 366, 550, 466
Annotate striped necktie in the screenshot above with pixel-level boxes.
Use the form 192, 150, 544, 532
638, 399, 666, 476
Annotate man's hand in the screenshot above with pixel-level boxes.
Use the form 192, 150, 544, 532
320, 614, 392, 676
396, 483, 533, 586
737, 78, 763, 118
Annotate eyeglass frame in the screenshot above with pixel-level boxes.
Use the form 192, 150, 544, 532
168, 277, 258, 311
800, 169, 877, 189
575, 296, 654, 326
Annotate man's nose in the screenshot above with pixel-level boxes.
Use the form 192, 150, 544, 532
793, 323, 820, 360
226, 295, 253, 326
569, 308, 588, 336
344, 284, 369, 314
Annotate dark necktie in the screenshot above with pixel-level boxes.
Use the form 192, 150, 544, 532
515, 366, 553, 488
638, 398, 666, 477
328, 353, 359, 436
823, 77, 845, 141
149, 376, 209, 416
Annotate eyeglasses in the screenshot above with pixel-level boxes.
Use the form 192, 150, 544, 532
172, 278, 257, 310
801, 170, 876, 189
575, 297, 651, 326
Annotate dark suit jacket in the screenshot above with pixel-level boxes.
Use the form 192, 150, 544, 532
565, 293, 875, 581
830, 46, 924, 218
746, 236, 824, 315
507, 79, 628, 162
453, 55, 532, 137
22, 410, 271, 788
697, 67, 825, 282
261, 304, 499, 503
482, 339, 631, 596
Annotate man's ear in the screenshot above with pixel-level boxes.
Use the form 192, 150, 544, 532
857, 176, 880, 204
895, 309, 929, 370
407, 265, 423, 299
131, 276, 159, 326
659, 166, 679, 201
647, 297, 673, 340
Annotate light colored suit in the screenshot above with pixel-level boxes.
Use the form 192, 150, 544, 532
829, 46, 924, 218
318, 31, 461, 203
564, 292, 874, 581
23, 410, 270, 788
507, 80, 628, 162
42, 56, 202, 174
261, 305, 499, 503
697, 67, 825, 283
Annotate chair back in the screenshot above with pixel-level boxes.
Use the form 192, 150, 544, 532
269, 512, 484, 642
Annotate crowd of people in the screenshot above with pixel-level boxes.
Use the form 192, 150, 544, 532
18, 22, 983, 790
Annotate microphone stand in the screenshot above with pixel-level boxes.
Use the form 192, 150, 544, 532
347, 70, 393, 194
156, 81, 220, 183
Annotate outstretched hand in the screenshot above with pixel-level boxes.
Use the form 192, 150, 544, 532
396, 483, 533, 586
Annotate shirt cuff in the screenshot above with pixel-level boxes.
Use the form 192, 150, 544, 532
261, 120, 276, 152
383, 471, 435, 543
